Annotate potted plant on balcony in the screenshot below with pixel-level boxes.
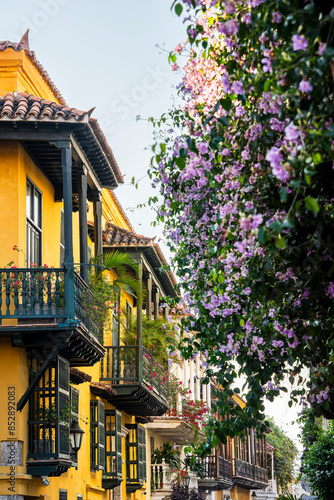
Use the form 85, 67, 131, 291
152, 441, 182, 469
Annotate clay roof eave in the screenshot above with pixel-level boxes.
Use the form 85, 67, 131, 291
90, 381, 117, 400
0, 92, 123, 189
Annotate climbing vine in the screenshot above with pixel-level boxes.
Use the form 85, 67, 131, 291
149, 0, 334, 445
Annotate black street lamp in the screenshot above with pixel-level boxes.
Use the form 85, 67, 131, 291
183, 471, 191, 489
251, 492, 257, 500
69, 419, 84, 452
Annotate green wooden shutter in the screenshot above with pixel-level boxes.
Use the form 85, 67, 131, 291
138, 425, 146, 482
90, 400, 105, 471
115, 410, 122, 477
126, 424, 137, 482
57, 356, 70, 459
71, 387, 79, 420
90, 401, 99, 470
98, 400, 105, 471
105, 409, 122, 478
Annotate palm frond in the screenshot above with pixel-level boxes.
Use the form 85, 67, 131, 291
102, 251, 139, 277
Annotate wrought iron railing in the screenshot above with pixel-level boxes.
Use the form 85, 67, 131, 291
73, 271, 101, 339
0, 267, 101, 338
100, 345, 169, 401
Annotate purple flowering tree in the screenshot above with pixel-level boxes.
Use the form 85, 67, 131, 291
149, 0, 334, 446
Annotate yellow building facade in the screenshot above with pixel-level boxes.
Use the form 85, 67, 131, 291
0, 31, 176, 500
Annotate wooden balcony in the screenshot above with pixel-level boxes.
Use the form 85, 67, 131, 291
0, 267, 105, 367
233, 458, 268, 489
195, 455, 233, 491
100, 345, 169, 416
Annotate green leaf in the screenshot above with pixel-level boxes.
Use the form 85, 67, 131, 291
220, 97, 232, 111
258, 226, 268, 243
264, 79, 271, 92
324, 47, 334, 58
280, 187, 288, 202
174, 3, 183, 16
305, 196, 320, 212
175, 157, 186, 170
275, 237, 286, 248
312, 152, 322, 165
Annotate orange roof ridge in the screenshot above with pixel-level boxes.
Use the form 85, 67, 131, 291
104, 221, 154, 246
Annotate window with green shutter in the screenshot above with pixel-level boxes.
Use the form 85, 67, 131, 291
28, 356, 70, 460
105, 409, 122, 478
90, 400, 105, 471
125, 424, 146, 483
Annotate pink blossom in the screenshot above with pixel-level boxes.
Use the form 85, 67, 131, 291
292, 34, 308, 51
318, 42, 326, 56
266, 147, 283, 167
235, 240, 247, 253
284, 122, 299, 141
252, 214, 263, 228
299, 80, 313, 93
272, 12, 282, 23
232, 80, 243, 95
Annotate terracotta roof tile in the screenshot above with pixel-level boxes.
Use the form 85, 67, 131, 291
70, 367, 92, 384
103, 222, 178, 296
104, 222, 154, 246
0, 92, 88, 122
90, 381, 117, 399
0, 31, 66, 106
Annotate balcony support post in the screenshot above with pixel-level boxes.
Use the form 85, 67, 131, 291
153, 285, 160, 320
136, 258, 143, 382
61, 143, 75, 320
93, 191, 103, 258
146, 273, 152, 319
78, 166, 89, 285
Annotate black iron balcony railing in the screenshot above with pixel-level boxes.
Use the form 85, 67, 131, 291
100, 345, 169, 402
0, 267, 100, 339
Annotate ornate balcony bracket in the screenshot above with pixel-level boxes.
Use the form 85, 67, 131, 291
126, 482, 143, 493
198, 479, 233, 492
26, 459, 72, 477
102, 478, 123, 490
